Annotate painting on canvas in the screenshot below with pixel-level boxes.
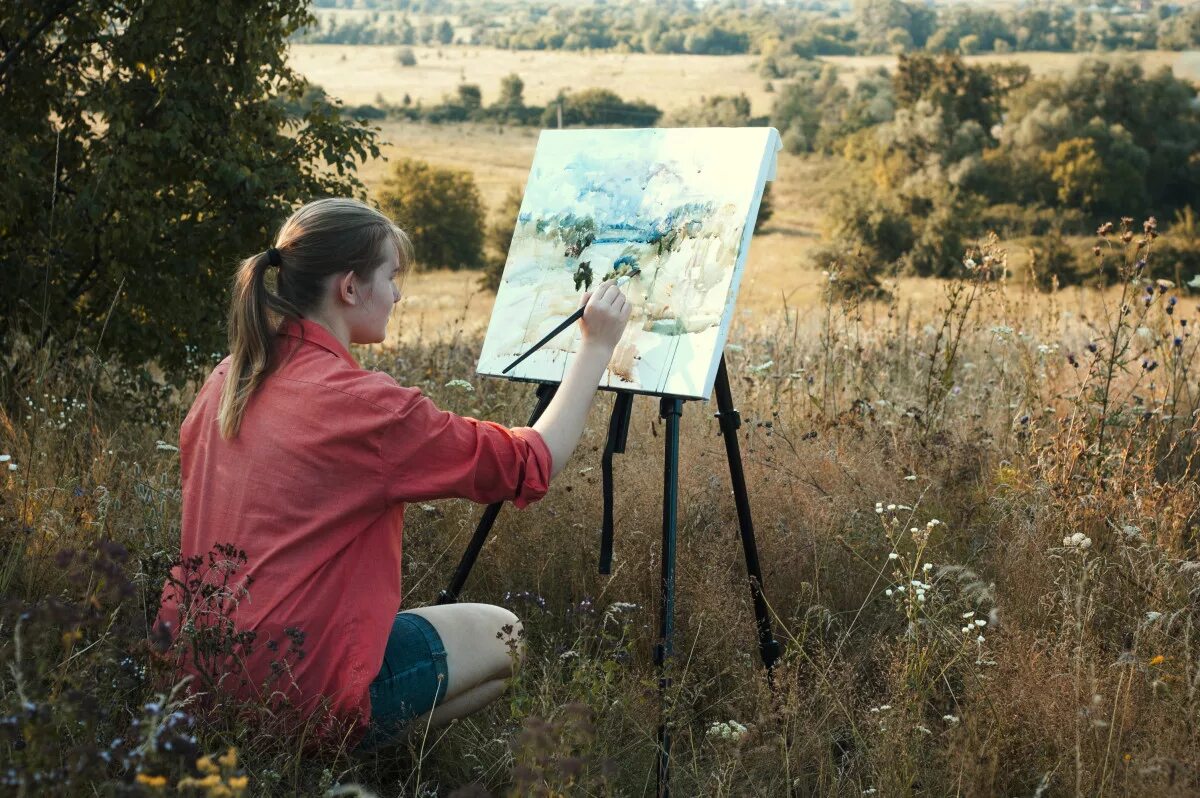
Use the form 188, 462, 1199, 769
475, 127, 781, 400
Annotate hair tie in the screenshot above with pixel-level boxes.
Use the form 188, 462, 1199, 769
266, 247, 282, 267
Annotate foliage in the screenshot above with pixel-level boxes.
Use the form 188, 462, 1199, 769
0, 0, 382, 395
480, 185, 524, 292
541, 88, 662, 128
377, 158, 485, 270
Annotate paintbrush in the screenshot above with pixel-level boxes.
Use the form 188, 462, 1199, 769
502, 268, 641, 375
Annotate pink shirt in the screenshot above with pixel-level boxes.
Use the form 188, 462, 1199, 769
156, 318, 552, 741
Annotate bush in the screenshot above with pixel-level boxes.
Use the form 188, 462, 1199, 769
542, 89, 662, 128
481, 185, 524, 292
395, 46, 417, 66
377, 158, 486, 270
1024, 228, 1082, 291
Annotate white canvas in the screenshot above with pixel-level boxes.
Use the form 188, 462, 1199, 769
475, 127, 781, 400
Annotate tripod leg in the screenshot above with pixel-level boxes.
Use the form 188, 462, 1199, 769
714, 357, 781, 672
438, 382, 558, 605
600, 391, 634, 574
656, 396, 683, 798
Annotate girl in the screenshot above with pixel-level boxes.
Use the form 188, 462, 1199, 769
156, 197, 632, 750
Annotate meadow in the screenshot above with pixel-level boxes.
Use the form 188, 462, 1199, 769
3, 40, 1200, 798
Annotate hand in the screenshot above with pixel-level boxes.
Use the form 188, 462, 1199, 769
577, 279, 632, 351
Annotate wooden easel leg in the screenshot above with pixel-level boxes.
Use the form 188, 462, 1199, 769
656, 396, 683, 798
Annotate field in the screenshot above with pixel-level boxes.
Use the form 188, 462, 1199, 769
5, 36, 1200, 798
290, 43, 1200, 113
289, 44, 775, 114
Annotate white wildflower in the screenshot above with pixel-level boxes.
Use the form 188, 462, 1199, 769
444, 379, 475, 392
923, 563, 933, 572
961, 610, 975, 618
155, 440, 179, 452
0, 454, 10, 462
974, 619, 986, 627
1145, 611, 1162, 622
888, 552, 899, 560
904, 474, 917, 481
942, 714, 959, 723
749, 360, 774, 373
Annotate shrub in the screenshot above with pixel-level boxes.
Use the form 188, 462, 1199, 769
395, 46, 417, 66
377, 158, 486, 270
480, 185, 524, 292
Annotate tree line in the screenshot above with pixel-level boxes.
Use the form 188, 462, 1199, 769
294, 0, 1200, 57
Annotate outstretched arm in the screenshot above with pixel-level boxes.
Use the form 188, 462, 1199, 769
532, 279, 632, 480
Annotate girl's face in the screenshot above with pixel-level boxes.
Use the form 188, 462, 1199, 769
347, 243, 403, 345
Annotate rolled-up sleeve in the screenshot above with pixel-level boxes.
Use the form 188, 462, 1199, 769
381, 387, 553, 508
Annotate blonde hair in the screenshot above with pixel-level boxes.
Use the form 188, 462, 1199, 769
217, 198, 413, 439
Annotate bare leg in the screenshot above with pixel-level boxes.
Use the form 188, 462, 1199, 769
406, 677, 509, 735
400, 600, 523, 705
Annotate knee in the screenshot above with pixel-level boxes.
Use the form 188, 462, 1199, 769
493, 607, 525, 674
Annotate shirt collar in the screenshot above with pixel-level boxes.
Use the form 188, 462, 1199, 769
277, 317, 360, 369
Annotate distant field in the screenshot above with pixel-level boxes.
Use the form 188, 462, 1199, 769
288, 44, 774, 115
290, 44, 1200, 117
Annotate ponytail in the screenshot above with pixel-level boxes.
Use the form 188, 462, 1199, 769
217, 251, 301, 439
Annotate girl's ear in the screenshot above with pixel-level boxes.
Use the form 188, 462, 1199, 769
336, 271, 358, 306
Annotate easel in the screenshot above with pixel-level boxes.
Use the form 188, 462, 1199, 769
438, 355, 781, 797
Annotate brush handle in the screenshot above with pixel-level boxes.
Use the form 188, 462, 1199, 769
501, 306, 585, 374
501, 270, 640, 375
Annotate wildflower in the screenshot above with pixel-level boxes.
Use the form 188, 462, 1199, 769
0, 454, 9, 462
923, 563, 933, 572
1067, 352, 1078, 368
135, 773, 168, 790
977, 634, 985, 643
155, 440, 179, 452
885, 589, 894, 597
705, 720, 748, 741
904, 474, 917, 481
961, 610, 975, 618
1065, 532, 1092, 550
886, 504, 896, 511
1144, 611, 1162, 622
1148, 654, 1165, 666
915, 725, 932, 734
1174, 337, 1183, 348
875, 502, 884, 514
444, 379, 474, 391
888, 552, 899, 560
942, 714, 959, 723
217, 747, 238, 770
963, 258, 976, 270
7, 463, 15, 472
974, 619, 986, 627
749, 359, 774, 373
1087, 342, 1098, 353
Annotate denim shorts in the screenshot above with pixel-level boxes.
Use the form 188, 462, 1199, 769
358, 612, 449, 751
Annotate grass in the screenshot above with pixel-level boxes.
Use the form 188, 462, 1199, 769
3, 217, 1199, 796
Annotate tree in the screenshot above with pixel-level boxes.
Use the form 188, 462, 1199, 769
498, 73, 524, 108
480, 185, 524, 291
0, 0, 380, 390
377, 158, 485, 270
437, 19, 454, 44
541, 89, 662, 127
